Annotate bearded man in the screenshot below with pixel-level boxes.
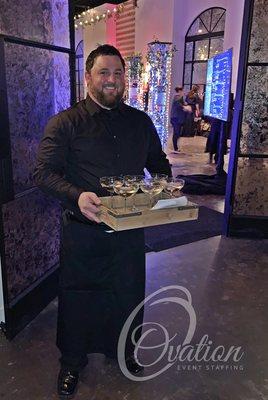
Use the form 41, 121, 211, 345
34, 44, 171, 399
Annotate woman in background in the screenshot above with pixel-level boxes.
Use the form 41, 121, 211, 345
183, 85, 202, 137
170, 87, 187, 152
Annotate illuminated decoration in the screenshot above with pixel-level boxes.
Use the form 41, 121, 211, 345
197, 42, 208, 60
125, 54, 144, 110
74, 4, 125, 29
147, 41, 175, 147
141, 63, 151, 111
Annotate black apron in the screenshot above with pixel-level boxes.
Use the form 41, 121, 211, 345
57, 213, 145, 370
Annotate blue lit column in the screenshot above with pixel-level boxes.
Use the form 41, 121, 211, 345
147, 41, 173, 147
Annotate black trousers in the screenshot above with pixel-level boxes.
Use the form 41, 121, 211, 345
57, 215, 145, 371
171, 118, 183, 150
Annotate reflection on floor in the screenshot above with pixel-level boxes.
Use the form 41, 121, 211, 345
0, 137, 267, 400
166, 135, 229, 213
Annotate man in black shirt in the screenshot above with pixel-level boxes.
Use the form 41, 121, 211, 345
34, 44, 171, 398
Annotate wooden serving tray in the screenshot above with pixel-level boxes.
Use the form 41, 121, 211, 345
99, 193, 198, 231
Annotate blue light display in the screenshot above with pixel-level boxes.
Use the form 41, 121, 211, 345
204, 48, 233, 122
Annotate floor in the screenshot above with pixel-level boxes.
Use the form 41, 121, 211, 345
166, 134, 230, 213
0, 136, 267, 400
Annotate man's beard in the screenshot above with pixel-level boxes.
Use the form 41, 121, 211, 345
89, 83, 124, 108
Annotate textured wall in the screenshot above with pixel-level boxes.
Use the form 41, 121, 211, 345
3, 44, 70, 300
240, 66, 268, 155
0, 0, 70, 48
233, 0, 268, 217
0, 0, 70, 302
5, 43, 70, 194
2, 191, 61, 301
233, 158, 268, 216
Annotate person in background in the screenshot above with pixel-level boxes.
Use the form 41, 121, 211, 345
186, 85, 201, 116
34, 44, 171, 398
205, 117, 221, 163
205, 93, 234, 165
183, 85, 202, 137
170, 86, 187, 153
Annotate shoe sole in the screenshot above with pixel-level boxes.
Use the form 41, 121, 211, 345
58, 392, 76, 400
58, 385, 78, 400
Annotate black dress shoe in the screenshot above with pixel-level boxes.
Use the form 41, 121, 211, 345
57, 369, 79, 399
125, 355, 144, 374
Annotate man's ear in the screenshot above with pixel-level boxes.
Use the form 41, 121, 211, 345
85, 71, 91, 85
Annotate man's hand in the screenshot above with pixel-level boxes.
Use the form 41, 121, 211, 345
78, 192, 102, 223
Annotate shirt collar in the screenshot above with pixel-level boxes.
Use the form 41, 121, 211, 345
85, 95, 127, 117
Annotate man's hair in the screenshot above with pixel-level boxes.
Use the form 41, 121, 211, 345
85, 44, 125, 72
175, 86, 183, 92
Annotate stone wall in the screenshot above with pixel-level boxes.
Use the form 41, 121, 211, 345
233, 0, 268, 217
0, 0, 70, 301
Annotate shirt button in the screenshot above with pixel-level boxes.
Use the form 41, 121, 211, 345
113, 135, 116, 139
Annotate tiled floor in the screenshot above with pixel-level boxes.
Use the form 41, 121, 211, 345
0, 137, 267, 400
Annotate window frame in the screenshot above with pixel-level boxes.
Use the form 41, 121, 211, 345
183, 7, 226, 92
75, 40, 84, 102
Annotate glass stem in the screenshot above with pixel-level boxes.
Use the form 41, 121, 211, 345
132, 197, 135, 211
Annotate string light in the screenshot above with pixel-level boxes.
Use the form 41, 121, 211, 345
146, 41, 175, 147
74, 4, 124, 29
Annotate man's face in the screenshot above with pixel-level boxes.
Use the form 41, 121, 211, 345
85, 55, 125, 108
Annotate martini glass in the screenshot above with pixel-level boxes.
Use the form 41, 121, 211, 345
100, 176, 123, 208
150, 173, 168, 184
151, 173, 168, 198
113, 180, 139, 212
164, 178, 185, 198
139, 178, 165, 208
124, 175, 144, 210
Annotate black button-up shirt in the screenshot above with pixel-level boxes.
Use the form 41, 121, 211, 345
34, 96, 171, 215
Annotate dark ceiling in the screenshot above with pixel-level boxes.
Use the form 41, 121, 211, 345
73, 0, 128, 14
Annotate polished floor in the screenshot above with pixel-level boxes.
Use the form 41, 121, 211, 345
166, 135, 230, 213
0, 136, 267, 400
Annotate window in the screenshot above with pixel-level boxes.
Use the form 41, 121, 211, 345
183, 8, 226, 95
75, 40, 84, 102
